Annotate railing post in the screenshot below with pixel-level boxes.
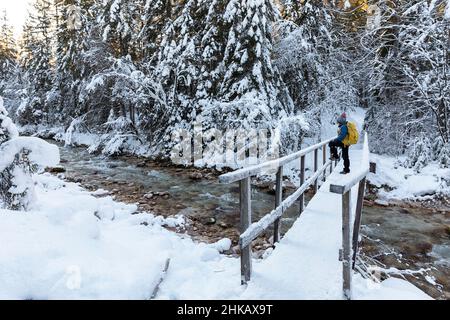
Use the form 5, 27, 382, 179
314, 149, 318, 193
274, 166, 283, 243
299, 155, 305, 214
342, 190, 352, 300
240, 177, 252, 285
352, 177, 366, 269
322, 145, 327, 181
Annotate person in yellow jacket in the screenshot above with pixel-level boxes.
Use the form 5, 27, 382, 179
329, 112, 351, 174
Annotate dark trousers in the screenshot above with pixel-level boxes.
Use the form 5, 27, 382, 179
329, 140, 350, 172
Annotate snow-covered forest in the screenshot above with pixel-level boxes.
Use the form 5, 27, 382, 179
0, 0, 449, 301
0, 0, 448, 168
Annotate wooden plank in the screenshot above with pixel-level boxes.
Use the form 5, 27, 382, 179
352, 178, 366, 269
299, 155, 305, 215
240, 177, 252, 285
314, 149, 318, 193
239, 161, 332, 249
219, 138, 335, 184
274, 166, 283, 243
342, 191, 352, 300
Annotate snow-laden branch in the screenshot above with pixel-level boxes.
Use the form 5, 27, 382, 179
0, 137, 60, 172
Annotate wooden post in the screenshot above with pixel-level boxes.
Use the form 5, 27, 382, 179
274, 166, 283, 243
299, 155, 305, 214
240, 177, 252, 285
342, 191, 352, 300
314, 149, 318, 193
352, 177, 366, 269
322, 145, 327, 181
370, 162, 377, 174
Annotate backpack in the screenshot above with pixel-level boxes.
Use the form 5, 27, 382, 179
344, 122, 359, 146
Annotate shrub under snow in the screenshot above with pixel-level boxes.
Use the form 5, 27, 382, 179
0, 97, 60, 210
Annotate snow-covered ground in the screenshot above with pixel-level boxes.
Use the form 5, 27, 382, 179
368, 154, 450, 201
0, 172, 431, 300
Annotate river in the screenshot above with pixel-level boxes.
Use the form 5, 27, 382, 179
53, 142, 449, 299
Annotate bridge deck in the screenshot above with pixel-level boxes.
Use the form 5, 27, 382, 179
241, 147, 364, 299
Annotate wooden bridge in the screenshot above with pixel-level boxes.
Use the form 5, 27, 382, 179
219, 133, 371, 300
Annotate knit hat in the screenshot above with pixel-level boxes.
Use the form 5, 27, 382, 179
337, 112, 347, 125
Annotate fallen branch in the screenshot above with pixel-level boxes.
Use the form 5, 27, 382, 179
150, 258, 171, 300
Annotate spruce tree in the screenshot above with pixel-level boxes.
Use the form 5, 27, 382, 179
17, 0, 54, 126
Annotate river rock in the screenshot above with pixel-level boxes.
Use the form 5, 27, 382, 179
416, 241, 433, 255
144, 193, 153, 199
203, 217, 216, 225
219, 222, 229, 229
47, 166, 66, 174
375, 199, 389, 207
136, 161, 147, 168
189, 172, 203, 180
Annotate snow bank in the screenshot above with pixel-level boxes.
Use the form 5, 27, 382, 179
0, 174, 239, 299
353, 276, 432, 300
368, 153, 450, 200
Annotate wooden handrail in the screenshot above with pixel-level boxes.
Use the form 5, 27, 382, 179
219, 138, 335, 184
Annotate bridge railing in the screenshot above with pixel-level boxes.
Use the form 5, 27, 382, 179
219, 137, 338, 285
330, 132, 370, 300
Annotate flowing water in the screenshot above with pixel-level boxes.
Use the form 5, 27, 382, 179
54, 142, 449, 299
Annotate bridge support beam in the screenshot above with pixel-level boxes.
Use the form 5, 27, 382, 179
314, 149, 318, 193
322, 145, 327, 182
240, 177, 252, 285
342, 191, 352, 300
299, 156, 305, 214
274, 166, 283, 243
352, 178, 366, 269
